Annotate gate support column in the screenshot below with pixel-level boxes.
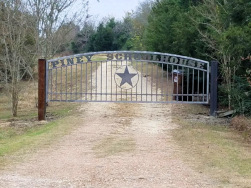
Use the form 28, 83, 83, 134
210, 61, 218, 116
38, 59, 46, 121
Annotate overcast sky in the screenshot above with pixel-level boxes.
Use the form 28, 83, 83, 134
88, 0, 141, 22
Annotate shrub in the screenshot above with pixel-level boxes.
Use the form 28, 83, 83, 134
230, 116, 251, 141
230, 76, 251, 116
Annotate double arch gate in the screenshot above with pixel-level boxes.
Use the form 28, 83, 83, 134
38, 51, 218, 120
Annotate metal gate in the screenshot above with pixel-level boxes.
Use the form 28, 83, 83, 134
45, 51, 210, 104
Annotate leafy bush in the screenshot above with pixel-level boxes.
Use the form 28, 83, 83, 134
230, 76, 251, 116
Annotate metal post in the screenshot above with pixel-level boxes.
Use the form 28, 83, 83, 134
210, 61, 218, 116
38, 59, 46, 121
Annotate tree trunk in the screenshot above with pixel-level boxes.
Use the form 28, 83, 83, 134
11, 82, 19, 117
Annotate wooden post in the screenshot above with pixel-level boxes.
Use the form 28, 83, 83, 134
210, 61, 218, 116
38, 59, 46, 121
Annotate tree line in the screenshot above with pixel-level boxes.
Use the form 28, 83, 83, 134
69, 0, 251, 115
0, 0, 250, 116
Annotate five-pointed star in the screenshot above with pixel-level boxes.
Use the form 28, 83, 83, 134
116, 66, 137, 87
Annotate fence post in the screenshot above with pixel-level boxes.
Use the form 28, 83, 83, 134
210, 60, 218, 116
38, 59, 46, 121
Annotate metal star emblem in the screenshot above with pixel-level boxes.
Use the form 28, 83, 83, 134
116, 66, 137, 87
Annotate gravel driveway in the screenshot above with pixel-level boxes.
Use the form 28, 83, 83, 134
0, 102, 220, 187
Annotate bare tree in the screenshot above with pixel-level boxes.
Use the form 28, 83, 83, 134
26, 0, 90, 59
0, 1, 36, 116
0, 0, 92, 117
128, 0, 153, 50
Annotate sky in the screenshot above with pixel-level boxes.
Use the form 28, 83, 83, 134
88, 0, 141, 22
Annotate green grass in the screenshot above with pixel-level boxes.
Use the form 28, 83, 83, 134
0, 111, 38, 121
0, 112, 12, 120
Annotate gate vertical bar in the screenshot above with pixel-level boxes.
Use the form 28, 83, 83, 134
210, 61, 218, 116
38, 59, 46, 121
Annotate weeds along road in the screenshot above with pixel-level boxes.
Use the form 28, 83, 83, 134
0, 62, 221, 187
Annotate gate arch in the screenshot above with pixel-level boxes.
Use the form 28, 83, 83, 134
38, 51, 218, 120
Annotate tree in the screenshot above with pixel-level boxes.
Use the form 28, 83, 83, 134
191, 0, 251, 109
113, 17, 133, 50
55, 22, 80, 54
88, 22, 113, 51
85, 0, 249, 114
70, 21, 95, 53
86, 18, 132, 52
124, 0, 153, 50
0, 0, 91, 117
27, 0, 90, 59
144, 0, 200, 56
0, 1, 36, 116
143, 0, 251, 111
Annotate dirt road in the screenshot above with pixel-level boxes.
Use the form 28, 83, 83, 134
0, 62, 221, 187
0, 102, 220, 187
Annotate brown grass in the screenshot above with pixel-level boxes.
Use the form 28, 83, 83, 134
0, 79, 77, 121
171, 104, 251, 187
0, 81, 38, 120
231, 116, 251, 141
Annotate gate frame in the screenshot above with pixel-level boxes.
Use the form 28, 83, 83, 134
38, 52, 218, 121
38, 59, 46, 121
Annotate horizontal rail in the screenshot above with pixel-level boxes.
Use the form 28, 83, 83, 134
48, 99, 209, 104
48, 92, 208, 97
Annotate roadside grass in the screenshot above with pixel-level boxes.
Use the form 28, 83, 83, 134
0, 114, 81, 168
0, 80, 78, 121
171, 104, 251, 187
0, 81, 79, 168
0, 79, 79, 166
